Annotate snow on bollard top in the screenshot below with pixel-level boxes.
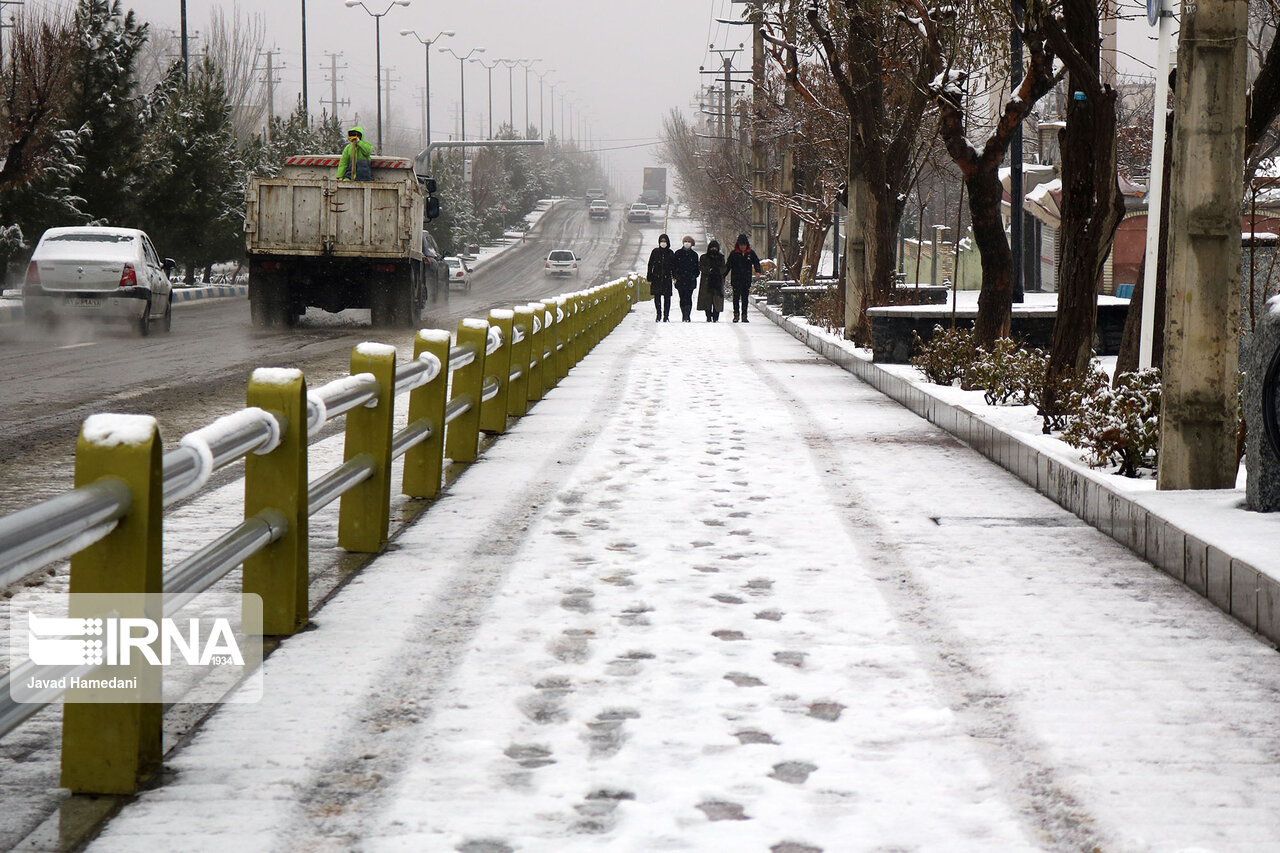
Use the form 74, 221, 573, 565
460, 318, 490, 332
489, 309, 515, 321
355, 342, 396, 358
416, 328, 451, 344
82, 413, 157, 447
251, 367, 304, 386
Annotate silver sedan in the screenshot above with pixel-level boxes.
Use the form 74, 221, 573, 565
22, 226, 176, 335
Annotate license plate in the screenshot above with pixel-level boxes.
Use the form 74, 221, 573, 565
69, 296, 102, 307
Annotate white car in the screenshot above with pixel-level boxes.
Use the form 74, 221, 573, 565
444, 256, 472, 292
23, 226, 175, 335
626, 203, 652, 223
544, 249, 580, 278
588, 200, 610, 220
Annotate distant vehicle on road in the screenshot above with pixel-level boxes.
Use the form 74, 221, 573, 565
545, 249, 580, 277
627, 203, 652, 223
585, 187, 606, 205
22, 226, 175, 336
444, 256, 472, 292
245, 154, 436, 328
588, 200, 611, 220
641, 167, 667, 206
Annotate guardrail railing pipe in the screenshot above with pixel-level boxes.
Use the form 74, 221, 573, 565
446, 320, 489, 463
481, 309, 515, 434
540, 303, 559, 397
338, 343, 397, 553
508, 307, 534, 418
527, 302, 547, 404
61, 413, 163, 796
552, 298, 570, 382
243, 368, 308, 635
403, 330, 451, 499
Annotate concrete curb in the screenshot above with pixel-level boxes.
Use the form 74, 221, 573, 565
753, 297, 1280, 646
0, 284, 248, 326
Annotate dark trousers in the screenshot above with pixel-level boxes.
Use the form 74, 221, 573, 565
653, 292, 670, 320
676, 289, 694, 321
732, 285, 750, 318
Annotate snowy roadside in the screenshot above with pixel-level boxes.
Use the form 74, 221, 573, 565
77, 287, 1280, 852
460, 198, 567, 271
756, 299, 1280, 638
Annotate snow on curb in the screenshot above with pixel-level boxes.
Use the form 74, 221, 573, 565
753, 297, 1280, 645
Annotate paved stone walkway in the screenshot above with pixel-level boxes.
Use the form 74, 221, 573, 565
85, 303, 1280, 852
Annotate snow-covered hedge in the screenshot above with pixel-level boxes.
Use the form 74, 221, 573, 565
1062, 369, 1162, 478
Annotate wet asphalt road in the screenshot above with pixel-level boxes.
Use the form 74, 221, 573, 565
0, 200, 642, 514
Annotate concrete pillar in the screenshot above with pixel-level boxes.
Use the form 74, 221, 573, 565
1157, 0, 1248, 490
750, 11, 769, 256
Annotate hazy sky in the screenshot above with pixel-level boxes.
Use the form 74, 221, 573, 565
114, 0, 746, 199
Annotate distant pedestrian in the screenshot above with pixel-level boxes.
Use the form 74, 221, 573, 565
335, 126, 373, 182
726, 232, 762, 323
697, 239, 726, 323
647, 233, 675, 322
672, 235, 700, 322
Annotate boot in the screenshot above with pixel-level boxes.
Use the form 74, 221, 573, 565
732, 311, 739, 323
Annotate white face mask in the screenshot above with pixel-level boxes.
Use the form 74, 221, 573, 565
683, 242, 693, 249
659, 241, 668, 248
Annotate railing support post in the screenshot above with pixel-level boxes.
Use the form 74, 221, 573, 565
527, 301, 547, 404
61, 414, 163, 796
243, 369, 308, 635
338, 343, 397, 553
552, 297, 570, 382
508, 307, 533, 417
540, 302, 559, 395
446, 320, 489, 463
404, 331, 451, 498
482, 310, 515, 434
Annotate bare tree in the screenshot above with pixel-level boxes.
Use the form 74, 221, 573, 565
903, 0, 1061, 346
0, 5, 74, 192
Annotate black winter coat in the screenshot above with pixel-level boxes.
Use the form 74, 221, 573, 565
726, 247, 762, 289
647, 246, 675, 297
672, 246, 699, 294
697, 249, 727, 313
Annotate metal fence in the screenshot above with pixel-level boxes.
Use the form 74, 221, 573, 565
0, 275, 641, 795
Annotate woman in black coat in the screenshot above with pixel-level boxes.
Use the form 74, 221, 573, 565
696, 240, 727, 322
672, 236, 700, 322
646, 234, 675, 322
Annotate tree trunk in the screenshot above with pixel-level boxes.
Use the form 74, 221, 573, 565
843, 171, 873, 344
1043, 3, 1125, 414
866, 188, 899, 308
969, 168, 1014, 345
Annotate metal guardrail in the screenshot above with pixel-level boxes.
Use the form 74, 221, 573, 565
0, 274, 646, 796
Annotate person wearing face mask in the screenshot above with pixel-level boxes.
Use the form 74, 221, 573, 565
672, 236, 700, 322
646, 233, 675, 322
726, 233, 762, 322
697, 239, 727, 322
335, 126, 373, 181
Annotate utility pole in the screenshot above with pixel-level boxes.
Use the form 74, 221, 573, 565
1158, 0, 1249, 490
750, 4, 768, 256
382, 66, 401, 145
300, 0, 309, 119
258, 49, 283, 132
778, 0, 799, 274
1010, 1, 1025, 302
417, 87, 427, 148
0, 1, 23, 73
321, 52, 349, 125
180, 0, 189, 84
723, 57, 733, 141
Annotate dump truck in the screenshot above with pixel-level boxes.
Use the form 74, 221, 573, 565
641, 167, 667, 207
244, 155, 441, 327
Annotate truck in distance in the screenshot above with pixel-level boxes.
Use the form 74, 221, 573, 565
244, 155, 439, 328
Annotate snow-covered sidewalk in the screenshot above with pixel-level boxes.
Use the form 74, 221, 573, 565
85, 306, 1280, 852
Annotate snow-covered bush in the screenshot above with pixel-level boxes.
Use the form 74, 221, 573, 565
910, 325, 979, 386
805, 285, 844, 333
1062, 368, 1162, 477
968, 338, 1048, 406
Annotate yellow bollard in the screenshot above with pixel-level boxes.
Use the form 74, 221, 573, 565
527, 302, 547, 404
552, 297, 571, 382
571, 293, 586, 367
540, 302, 559, 395
242, 368, 308, 636
446, 319, 488, 462
338, 342, 397, 553
61, 414, 163, 795
508, 306, 533, 417
403, 330, 451, 499
480, 309, 515, 434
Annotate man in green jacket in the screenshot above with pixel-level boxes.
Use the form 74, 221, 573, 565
336, 126, 373, 181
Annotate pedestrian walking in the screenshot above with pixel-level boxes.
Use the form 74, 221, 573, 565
647, 234, 675, 322
726, 233, 762, 323
697, 239, 727, 323
672, 236, 700, 322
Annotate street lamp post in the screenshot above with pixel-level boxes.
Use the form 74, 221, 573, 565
470, 56, 498, 139
516, 59, 540, 139
401, 29, 453, 153
499, 60, 516, 135
441, 46, 485, 156
535, 69, 552, 140
344, 0, 411, 153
